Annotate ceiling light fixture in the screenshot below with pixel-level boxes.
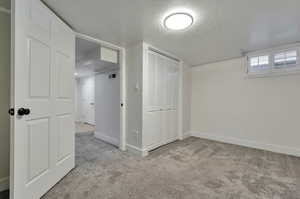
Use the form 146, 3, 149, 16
164, 12, 194, 30
74, 73, 78, 76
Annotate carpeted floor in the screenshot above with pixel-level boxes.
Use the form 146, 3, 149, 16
75, 122, 96, 134
40, 133, 300, 199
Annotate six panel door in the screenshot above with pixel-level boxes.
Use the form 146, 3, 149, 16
12, 0, 75, 198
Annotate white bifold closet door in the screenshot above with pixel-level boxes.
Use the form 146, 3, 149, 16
144, 52, 162, 148
144, 51, 179, 150
162, 57, 179, 143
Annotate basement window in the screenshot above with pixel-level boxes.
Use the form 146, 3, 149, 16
274, 50, 297, 69
248, 55, 270, 72
247, 45, 300, 76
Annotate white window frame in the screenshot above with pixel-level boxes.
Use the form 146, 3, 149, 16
246, 44, 300, 77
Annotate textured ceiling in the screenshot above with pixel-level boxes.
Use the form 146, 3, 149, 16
44, 0, 300, 66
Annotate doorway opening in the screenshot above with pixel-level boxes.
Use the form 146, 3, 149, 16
75, 35, 125, 151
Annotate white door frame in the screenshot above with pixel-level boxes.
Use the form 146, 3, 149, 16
75, 33, 127, 151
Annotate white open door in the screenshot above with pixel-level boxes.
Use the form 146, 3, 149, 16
11, 0, 75, 198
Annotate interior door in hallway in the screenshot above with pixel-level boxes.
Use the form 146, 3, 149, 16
78, 76, 95, 125
11, 0, 75, 198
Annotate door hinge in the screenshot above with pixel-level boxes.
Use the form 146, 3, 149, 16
8, 108, 15, 116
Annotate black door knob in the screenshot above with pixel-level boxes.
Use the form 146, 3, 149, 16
8, 108, 15, 116
17, 108, 25, 116
17, 108, 30, 116
24, 108, 30, 115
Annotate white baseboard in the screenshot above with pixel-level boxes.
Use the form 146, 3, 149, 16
191, 131, 300, 157
126, 144, 148, 157
0, 176, 9, 192
94, 132, 119, 147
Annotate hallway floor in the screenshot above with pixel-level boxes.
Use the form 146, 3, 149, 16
41, 134, 300, 199
75, 122, 95, 133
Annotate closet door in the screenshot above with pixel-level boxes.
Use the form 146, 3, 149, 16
169, 61, 179, 110
163, 59, 179, 143
143, 111, 162, 149
161, 57, 170, 111
145, 52, 160, 112
165, 59, 176, 110
162, 110, 178, 143
158, 55, 168, 110
144, 52, 163, 149
144, 51, 180, 149
161, 57, 170, 143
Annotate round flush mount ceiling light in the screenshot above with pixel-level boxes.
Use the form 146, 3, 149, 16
164, 12, 194, 30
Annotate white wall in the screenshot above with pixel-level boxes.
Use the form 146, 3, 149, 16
0, 11, 10, 191
125, 43, 143, 148
191, 57, 300, 156
76, 76, 95, 125
94, 71, 120, 146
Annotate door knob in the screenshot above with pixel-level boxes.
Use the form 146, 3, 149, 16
17, 108, 30, 116
8, 108, 15, 116
24, 108, 30, 115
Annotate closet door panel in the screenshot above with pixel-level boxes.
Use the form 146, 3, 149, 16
165, 60, 170, 109
161, 110, 168, 143
144, 111, 162, 149
170, 62, 179, 109
169, 110, 178, 141
160, 57, 168, 109
156, 55, 165, 109
164, 110, 178, 143
146, 52, 159, 111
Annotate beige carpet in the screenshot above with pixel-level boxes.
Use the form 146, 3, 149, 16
42, 134, 300, 199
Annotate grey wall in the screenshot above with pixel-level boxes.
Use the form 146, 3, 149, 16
125, 43, 143, 148
0, 10, 10, 190
94, 71, 120, 145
